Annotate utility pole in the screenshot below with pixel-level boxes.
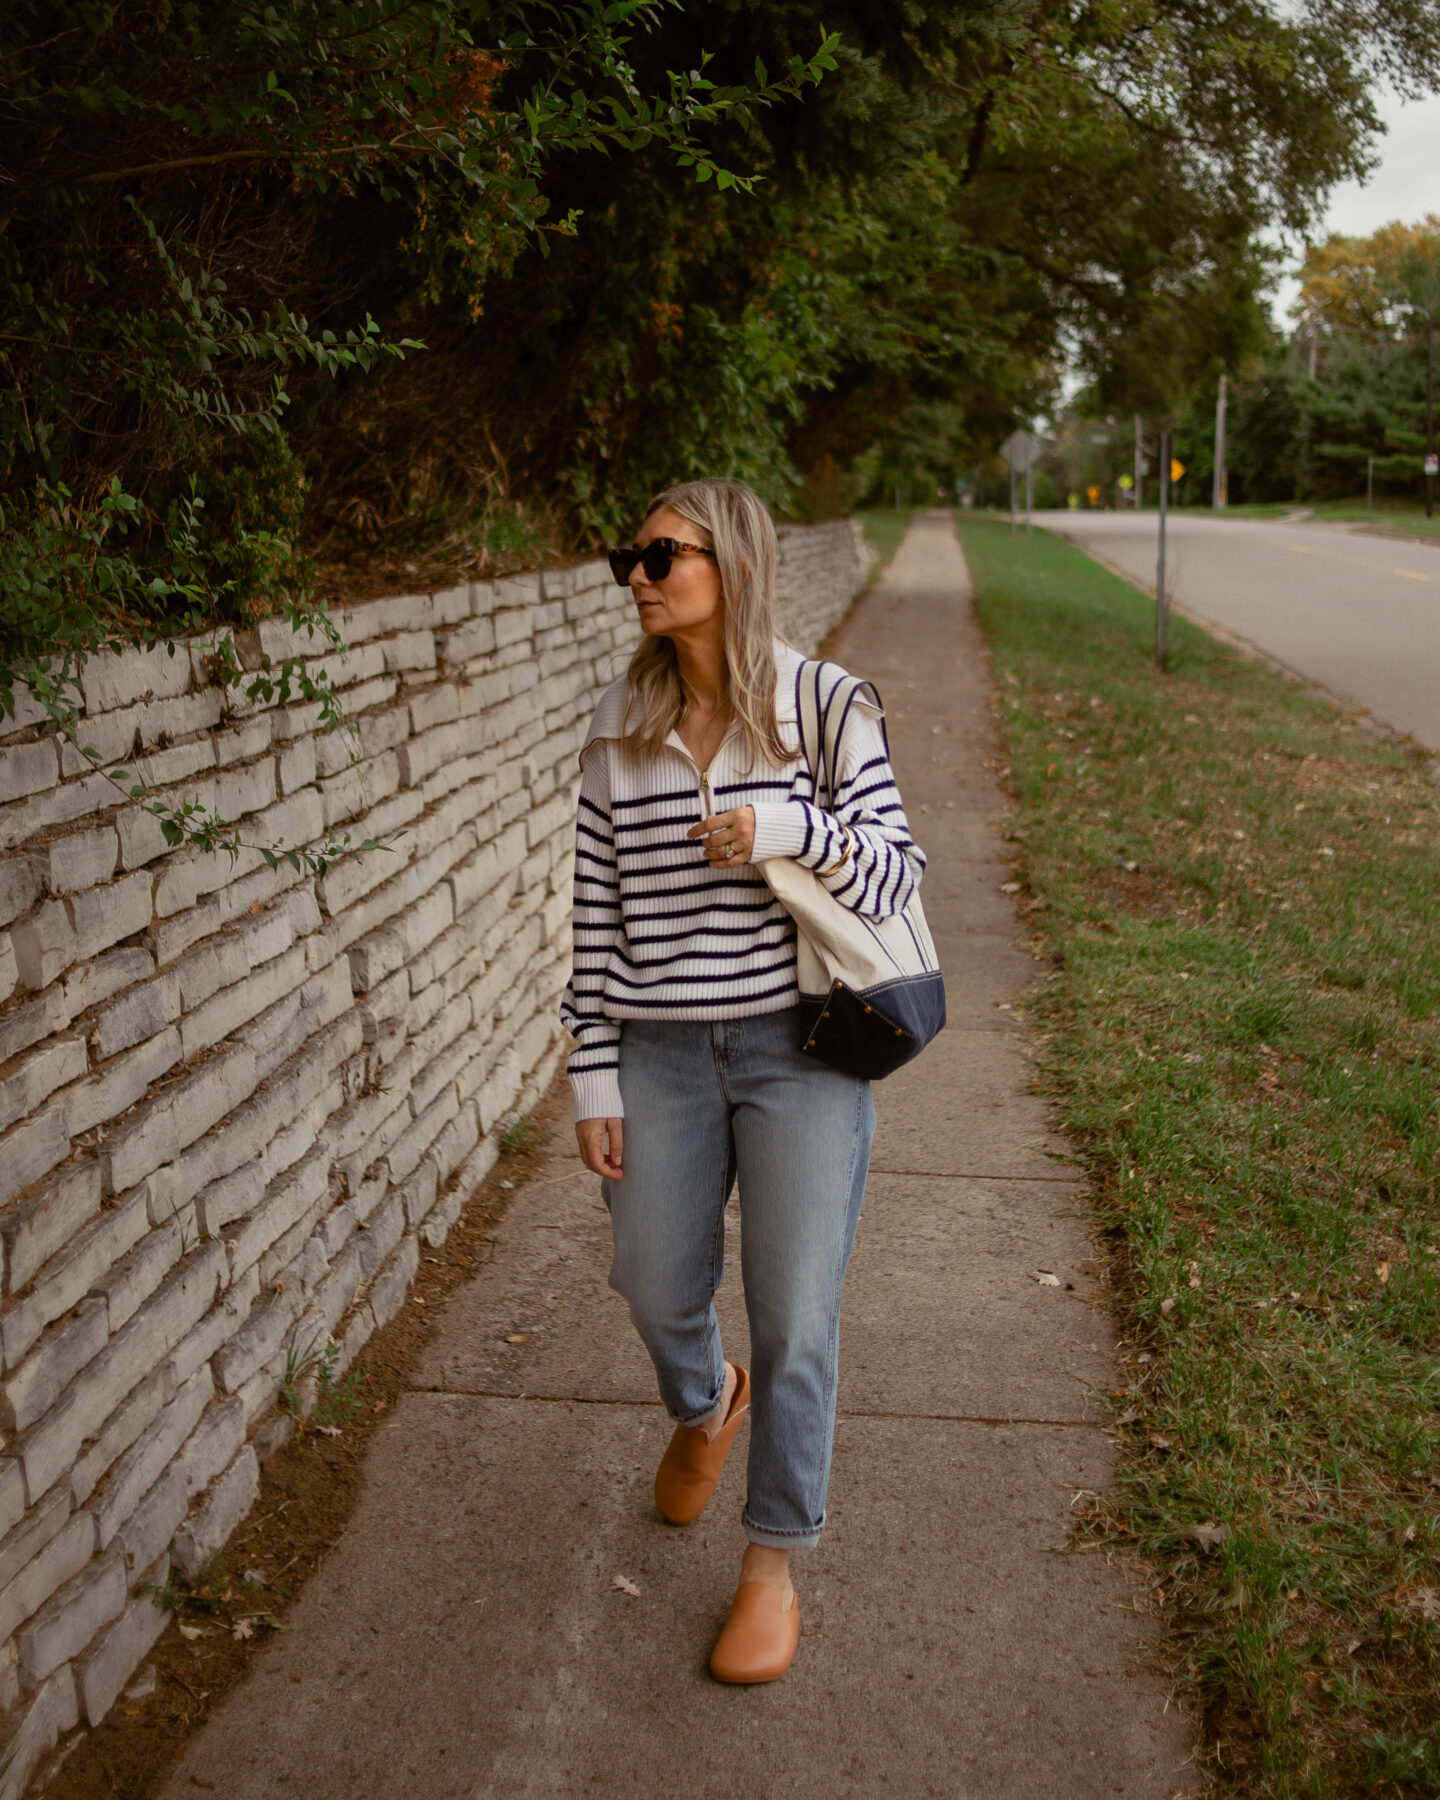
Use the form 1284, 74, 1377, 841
1212, 374, 1228, 509
1134, 414, 1143, 509
1427, 308, 1435, 521
1156, 429, 1170, 669
1025, 443, 1033, 536
1009, 459, 1017, 534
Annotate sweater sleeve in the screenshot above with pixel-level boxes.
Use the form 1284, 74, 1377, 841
748, 701, 924, 919
559, 741, 625, 1122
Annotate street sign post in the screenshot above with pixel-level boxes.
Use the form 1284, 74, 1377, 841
1156, 429, 1171, 669
1000, 429, 1041, 537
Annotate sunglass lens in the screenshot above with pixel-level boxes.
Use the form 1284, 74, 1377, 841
641, 540, 676, 581
608, 547, 640, 586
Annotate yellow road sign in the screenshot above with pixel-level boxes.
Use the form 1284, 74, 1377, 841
1171, 458, 1186, 482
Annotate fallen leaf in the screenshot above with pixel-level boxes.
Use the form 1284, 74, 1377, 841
1033, 1271, 1061, 1287
999, 881, 1021, 894
1375, 1261, 1390, 1285
241, 1569, 268, 1589
1117, 1407, 1142, 1426
612, 1574, 641, 1598
176, 1623, 207, 1641
232, 1618, 256, 1642
504, 1332, 529, 1344
316, 1424, 342, 1438
1147, 1432, 1175, 1451
249, 900, 262, 914
1404, 1588, 1440, 1621
373, 1399, 388, 1414
1160, 1297, 1176, 1317
1182, 1521, 1229, 1551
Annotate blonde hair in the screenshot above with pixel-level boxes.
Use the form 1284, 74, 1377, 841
620, 478, 796, 768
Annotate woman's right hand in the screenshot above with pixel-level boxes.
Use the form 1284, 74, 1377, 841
576, 1117, 624, 1179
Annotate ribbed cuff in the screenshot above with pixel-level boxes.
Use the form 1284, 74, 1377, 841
749, 801, 812, 863
569, 1066, 624, 1123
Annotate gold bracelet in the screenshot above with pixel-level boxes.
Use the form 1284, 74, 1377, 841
815, 825, 854, 877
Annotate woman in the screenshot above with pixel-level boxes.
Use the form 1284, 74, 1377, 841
561, 477, 924, 1683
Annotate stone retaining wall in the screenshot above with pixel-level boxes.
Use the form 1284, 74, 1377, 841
0, 518, 869, 1792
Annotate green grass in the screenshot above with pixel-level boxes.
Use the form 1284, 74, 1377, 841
1201, 500, 1440, 540
955, 515, 1440, 1798
855, 508, 914, 577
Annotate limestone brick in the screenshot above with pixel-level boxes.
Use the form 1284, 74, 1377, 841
13, 1247, 222, 1503
68, 870, 154, 962
103, 1043, 257, 1194
17, 1546, 126, 1688
1, 1189, 149, 1369
12, 900, 78, 990
75, 1581, 169, 1724
0, 772, 113, 854
0, 1460, 27, 1539
92, 1209, 191, 1334
167, 1264, 258, 1389
90, 1365, 213, 1549
210, 1285, 303, 1396
114, 1461, 189, 1582
0, 1038, 87, 1137
64, 1026, 181, 1140
0, 1510, 95, 1644
0, 1488, 72, 1596
213, 716, 273, 768
82, 641, 191, 715
0, 739, 61, 807
36, 826, 119, 895
0, 1667, 79, 1800
0, 1105, 70, 1209
0, 860, 39, 931
366, 1232, 419, 1330
69, 1365, 174, 1508
92, 973, 180, 1061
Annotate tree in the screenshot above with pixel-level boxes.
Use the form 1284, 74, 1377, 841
0, 0, 836, 864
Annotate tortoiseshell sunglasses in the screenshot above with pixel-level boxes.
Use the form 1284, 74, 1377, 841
608, 537, 717, 587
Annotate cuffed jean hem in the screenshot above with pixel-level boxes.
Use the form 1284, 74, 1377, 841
743, 1517, 822, 1550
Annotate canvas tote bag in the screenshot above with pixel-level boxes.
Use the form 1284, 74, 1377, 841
763, 660, 946, 1080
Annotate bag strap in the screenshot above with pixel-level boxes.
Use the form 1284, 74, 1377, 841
793, 660, 885, 813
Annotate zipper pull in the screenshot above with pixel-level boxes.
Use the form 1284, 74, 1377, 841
699, 769, 712, 817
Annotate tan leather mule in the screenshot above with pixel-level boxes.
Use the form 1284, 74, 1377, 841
653, 1364, 751, 1526
709, 1580, 801, 1684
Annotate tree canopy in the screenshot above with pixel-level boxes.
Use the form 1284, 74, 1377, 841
5, 0, 1440, 756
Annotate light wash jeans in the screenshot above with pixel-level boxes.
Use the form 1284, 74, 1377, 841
603, 1010, 875, 1548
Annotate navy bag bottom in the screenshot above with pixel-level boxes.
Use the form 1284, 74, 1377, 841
796, 973, 947, 1081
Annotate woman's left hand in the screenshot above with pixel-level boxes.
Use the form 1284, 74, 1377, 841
689, 805, 756, 866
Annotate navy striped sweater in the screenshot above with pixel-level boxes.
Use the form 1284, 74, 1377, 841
560, 642, 925, 1120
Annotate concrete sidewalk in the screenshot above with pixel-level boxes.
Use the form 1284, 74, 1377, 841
161, 513, 1194, 1799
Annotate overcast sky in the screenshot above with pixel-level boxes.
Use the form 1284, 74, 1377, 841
1271, 88, 1440, 323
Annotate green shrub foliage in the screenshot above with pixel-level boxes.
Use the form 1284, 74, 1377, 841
4, 1, 1438, 759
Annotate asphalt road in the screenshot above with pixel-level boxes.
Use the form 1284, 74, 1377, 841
1037, 510, 1440, 753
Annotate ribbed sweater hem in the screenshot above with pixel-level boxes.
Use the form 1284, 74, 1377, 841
567, 985, 803, 1121
569, 1067, 624, 1124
